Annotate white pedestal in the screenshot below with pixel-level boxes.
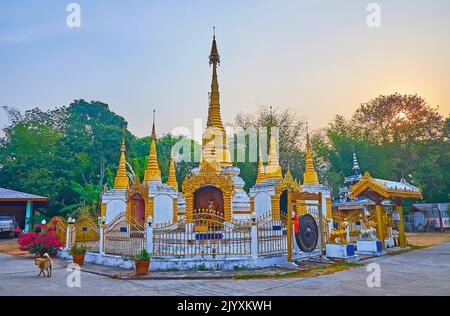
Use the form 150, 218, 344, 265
356, 239, 384, 256
325, 243, 358, 262
385, 237, 395, 248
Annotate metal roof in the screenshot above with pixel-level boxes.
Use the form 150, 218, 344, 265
0, 188, 48, 201
411, 203, 449, 213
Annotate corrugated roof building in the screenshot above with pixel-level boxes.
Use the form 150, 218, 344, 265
0, 188, 48, 231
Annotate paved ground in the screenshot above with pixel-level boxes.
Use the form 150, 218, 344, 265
0, 237, 16, 242
1, 243, 449, 296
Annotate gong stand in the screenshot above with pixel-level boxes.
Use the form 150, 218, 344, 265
288, 191, 323, 262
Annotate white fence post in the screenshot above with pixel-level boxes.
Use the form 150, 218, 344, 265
146, 216, 153, 256
65, 225, 71, 250
251, 213, 258, 259
66, 218, 76, 250
99, 217, 105, 257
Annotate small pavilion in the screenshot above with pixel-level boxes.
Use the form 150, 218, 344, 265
0, 188, 48, 231
349, 172, 422, 248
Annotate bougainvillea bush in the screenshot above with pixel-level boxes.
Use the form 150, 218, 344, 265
16, 223, 63, 257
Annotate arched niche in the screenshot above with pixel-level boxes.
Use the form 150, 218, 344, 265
182, 163, 235, 222
194, 185, 224, 217
126, 182, 149, 226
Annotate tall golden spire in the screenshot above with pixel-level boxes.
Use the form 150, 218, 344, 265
255, 144, 266, 184
202, 27, 232, 167
114, 130, 129, 189
265, 107, 282, 179
207, 26, 223, 130
303, 124, 319, 185
144, 110, 161, 182
167, 149, 178, 191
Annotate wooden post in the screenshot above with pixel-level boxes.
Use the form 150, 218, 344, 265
375, 203, 384, 249
396, 203, 406, 248
318, 192, 323, 255
287, 189, 293, 262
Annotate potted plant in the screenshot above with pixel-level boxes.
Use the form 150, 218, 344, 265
134, 249, 151, 275
69, 244, 87, 266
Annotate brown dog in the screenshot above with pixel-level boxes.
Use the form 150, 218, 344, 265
35, 253, 53, 277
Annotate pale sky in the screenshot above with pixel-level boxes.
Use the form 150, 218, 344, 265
1, 0, 449, 137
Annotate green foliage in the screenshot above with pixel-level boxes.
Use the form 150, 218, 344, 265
0, 100, 129, 217
311, 95, 449, 201
69, 244, 88, 256
135, 248, 151, 261
233, 105, 307, 187
0, 95, 448, 221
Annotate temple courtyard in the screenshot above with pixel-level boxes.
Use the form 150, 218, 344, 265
0, 242, 449, 296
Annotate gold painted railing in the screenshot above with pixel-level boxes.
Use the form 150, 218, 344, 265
103, 213, 146, 257
152, 209, 251, 257
49, 216, 68, 245
257, 211, 287, 254
72, 214, 100, 252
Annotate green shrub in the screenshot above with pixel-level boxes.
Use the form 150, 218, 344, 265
135, 249, 151, 261
69, 244, 87, 256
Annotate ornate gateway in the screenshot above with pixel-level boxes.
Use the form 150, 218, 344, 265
295, 214, 319, 253
125, 177, 149, 225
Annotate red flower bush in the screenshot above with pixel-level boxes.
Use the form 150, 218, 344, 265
17, 224, 63, 257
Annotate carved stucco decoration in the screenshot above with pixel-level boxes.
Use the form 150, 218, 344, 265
274, 170, 302, 195
125, 177, 150, 221
272, 170, 302, 220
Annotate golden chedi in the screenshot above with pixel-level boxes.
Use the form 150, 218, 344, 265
144, 111, 162, 182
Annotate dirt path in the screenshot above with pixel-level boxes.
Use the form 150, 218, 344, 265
406, 232, 450, 247
0, 239, 28, 256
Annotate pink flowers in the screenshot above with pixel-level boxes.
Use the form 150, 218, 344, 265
17, 222, 63, 257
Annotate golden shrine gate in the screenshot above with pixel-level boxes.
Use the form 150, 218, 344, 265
51, 192, 327, 268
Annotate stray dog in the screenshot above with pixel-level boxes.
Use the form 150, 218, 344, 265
35, 253, 53, 277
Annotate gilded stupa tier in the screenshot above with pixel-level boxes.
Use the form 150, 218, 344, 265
303, 130, 319, 185
144, 110, 162, 182
265, 130, 282, 179
167, 149, 179, 191
255, 145, 266, 184
114, 131, 129, 189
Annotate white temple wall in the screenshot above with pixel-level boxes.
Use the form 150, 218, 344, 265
154, 194, 173, 223
232, 213, 251, 221
105, 199, 126, 224
254, 192, 271, 216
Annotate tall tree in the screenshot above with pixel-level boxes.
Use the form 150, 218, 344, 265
233, 105, 307, 186
352, 93, 444, 144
